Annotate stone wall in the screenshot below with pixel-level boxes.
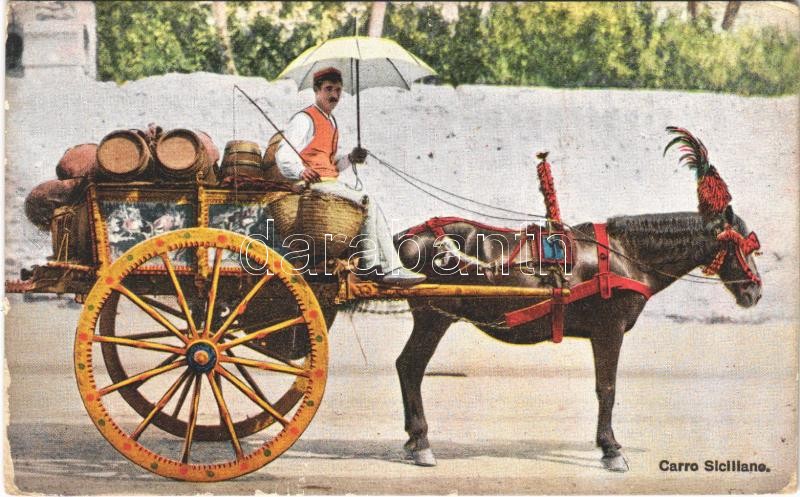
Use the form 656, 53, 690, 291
4, 70, 798, 323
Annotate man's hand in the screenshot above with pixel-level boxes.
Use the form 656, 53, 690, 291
349, 147, 368, 164
301, 167, 321, 183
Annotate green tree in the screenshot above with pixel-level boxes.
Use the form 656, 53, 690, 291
228, 2, 368, 78
384, 3, 490, 86
96, 1, 800, 96
96, 1, 224, 83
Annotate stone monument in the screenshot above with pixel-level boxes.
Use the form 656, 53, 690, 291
6, 1, 97, 79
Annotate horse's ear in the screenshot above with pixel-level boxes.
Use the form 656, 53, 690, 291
705, 205, 733, 235
704, 216, 726, 235
724, 205, 735, 225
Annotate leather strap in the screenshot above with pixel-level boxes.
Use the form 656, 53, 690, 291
505, 223, 654, 339
425, 218, 448, 239
595, 223, 613, 298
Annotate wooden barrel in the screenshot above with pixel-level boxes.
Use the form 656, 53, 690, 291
155, 128, 218, 179
25, 178, 86, 231
219, 140, 265, 180
96, 130, 152, 180
56, 143, 98, 179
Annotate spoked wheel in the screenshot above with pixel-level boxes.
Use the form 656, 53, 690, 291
74, 228, 328, 481
98, 288, 312, 441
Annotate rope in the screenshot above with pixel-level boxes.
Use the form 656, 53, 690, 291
365, 151, 756, 286
232, 85, 237, 140
233, 85, 311, 170
351, 161, 364, 191
369, 151, 549, 222
227, 88, 756, 288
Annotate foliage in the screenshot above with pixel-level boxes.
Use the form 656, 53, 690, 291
383, 3, 491, 85
96, 2, 225, 83
227, 2, 369, 78
96, 1, 800, 96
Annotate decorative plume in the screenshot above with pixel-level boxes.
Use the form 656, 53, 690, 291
664, 126, 731, 218
536, 151, 561, 224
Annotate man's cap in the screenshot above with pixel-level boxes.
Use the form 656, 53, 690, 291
313, 67, 342, 83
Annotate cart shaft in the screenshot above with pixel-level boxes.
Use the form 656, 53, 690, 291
339, 273, 570, 302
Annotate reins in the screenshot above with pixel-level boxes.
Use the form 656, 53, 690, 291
367, 151, 547, 223
364, 151, 759, 286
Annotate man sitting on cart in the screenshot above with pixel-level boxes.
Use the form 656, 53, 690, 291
275, 67, 426, 287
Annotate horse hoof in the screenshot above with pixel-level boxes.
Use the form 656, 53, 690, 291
602, 454, 629, 472
405, 447, 437, 467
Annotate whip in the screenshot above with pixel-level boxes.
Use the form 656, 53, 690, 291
232, 84, 309, 169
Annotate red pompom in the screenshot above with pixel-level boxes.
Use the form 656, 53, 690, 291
697, 166, 731, 217
537, 160, 561, 223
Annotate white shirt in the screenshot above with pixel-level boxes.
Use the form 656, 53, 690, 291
275, 104, 353, 180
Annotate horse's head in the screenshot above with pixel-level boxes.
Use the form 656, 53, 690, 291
665, 126, 763, 308
705, 206, 762, 307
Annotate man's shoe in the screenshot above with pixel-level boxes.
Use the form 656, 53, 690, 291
378, 267, 427, 287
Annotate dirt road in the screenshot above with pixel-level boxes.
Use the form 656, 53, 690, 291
4, 297, 797, 494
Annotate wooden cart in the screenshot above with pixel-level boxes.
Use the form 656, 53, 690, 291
6, 180, 562, 482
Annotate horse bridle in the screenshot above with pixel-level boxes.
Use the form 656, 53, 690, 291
702, 224, 762, 285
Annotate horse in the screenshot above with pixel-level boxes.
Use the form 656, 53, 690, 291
391, 130, 763, 471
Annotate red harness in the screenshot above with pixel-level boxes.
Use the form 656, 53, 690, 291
504, 223, 653, 343
702, 224, 761, 285
406, 218, 759, 343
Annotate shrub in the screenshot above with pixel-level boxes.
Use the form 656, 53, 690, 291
96, 1, 224, 83
96, 1, 800, 96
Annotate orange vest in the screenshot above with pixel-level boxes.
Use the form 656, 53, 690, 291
299, 105, 339, 179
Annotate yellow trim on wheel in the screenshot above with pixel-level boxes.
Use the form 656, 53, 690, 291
74, 227, 328, 482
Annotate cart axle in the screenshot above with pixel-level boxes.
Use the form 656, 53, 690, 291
186, 341, 217, 373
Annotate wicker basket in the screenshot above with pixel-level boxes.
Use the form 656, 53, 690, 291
269, 192, 301, 240
296, 191, 366, 259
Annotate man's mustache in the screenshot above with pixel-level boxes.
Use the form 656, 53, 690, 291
329, 98, 338, 103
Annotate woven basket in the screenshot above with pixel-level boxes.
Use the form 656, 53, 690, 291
269, 192, 301, 240
297, 191, 366, 259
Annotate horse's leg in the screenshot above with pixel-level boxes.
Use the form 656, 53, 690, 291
591, 324, 629, 472
396, 306, 452, 467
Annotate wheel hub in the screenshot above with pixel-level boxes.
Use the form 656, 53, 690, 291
186, 341, 217, 373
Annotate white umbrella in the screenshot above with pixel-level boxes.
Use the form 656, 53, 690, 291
276, 36, 437, 146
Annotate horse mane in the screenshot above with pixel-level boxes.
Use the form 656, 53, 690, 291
605, 212, 715, 265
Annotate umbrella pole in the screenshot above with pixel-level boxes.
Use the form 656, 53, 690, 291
356, 58, 361, 148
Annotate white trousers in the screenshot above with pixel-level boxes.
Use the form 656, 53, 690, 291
307, 180, 402, 271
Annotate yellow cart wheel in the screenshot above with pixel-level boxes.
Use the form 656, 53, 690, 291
74, 228, 328, 481
97, 284, 313, 441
